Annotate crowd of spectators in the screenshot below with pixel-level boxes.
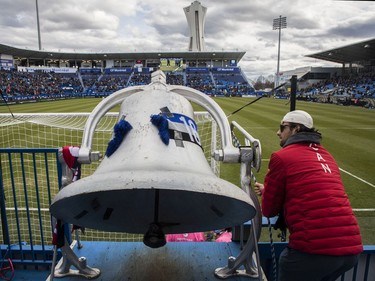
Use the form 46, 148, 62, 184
295, 71, 375, 108
185, 71, 255, 96
166, 73, 184, 85
128, 73, 152, 86
186, 73, 216, 95
0, 67, 255, 100
81, 73, 101, 91
0, 69, 83, 100
94, 73, 130, 93
1, 67, 374, 108
267, 70, 375, 108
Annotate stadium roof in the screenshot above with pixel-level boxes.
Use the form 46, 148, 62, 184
0, 43, 245, 62
306, 38, 375, 65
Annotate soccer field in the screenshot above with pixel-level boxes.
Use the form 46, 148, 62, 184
1, 97, 374, 244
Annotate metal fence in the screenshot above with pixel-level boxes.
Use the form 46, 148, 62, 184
0, 148, 64, 268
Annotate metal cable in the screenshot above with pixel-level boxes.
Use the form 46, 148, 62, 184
268, 218, 277, 281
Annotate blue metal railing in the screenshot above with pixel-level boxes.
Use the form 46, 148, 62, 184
0, 148, 63, 266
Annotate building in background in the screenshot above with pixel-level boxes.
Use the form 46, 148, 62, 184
184, 1, 207, 52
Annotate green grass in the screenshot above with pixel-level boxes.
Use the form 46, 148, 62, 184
1, 97, 374, 244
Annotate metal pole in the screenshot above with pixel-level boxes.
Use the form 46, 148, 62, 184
36, 0, 42, 50
273, 16, 287, 88
0, 155, 10, 245
276, 17, 282, 88
290, 75, 297, 111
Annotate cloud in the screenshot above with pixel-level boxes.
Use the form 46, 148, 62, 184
0, 0, 373, 80
327, 18, 375, 38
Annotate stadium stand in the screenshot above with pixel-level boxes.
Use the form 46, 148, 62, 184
2, 66, 374, 108
0, 68, 83, 102
295, 70, 375, 108
0, 66, 257, 102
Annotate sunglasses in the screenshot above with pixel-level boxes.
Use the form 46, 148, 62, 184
279, 124, 291, 132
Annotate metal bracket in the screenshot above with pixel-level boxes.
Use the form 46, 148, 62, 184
215, 252, 261, 279
214, 141, 263, 280
214, 213, 263, 280
51, 240, 100, 280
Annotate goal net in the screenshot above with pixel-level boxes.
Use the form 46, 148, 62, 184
0, 112, 221, 243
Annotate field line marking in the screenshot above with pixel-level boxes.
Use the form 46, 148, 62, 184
353, 209, 375, 212
339, 168, 375, 188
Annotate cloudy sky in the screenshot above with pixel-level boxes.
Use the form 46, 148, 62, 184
0, 0, 374, 80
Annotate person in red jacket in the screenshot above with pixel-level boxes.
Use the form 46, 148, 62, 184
254, 110, 363, 281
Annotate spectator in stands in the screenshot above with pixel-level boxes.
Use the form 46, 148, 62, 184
166, 232, 205, 242
254, 110, 363, 281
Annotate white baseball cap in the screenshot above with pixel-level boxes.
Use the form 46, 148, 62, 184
281, 110, 313, 129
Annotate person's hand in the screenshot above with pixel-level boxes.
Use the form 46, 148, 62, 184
254, 182, 264, 196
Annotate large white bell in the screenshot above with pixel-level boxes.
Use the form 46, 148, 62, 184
50, 71, 256, 245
